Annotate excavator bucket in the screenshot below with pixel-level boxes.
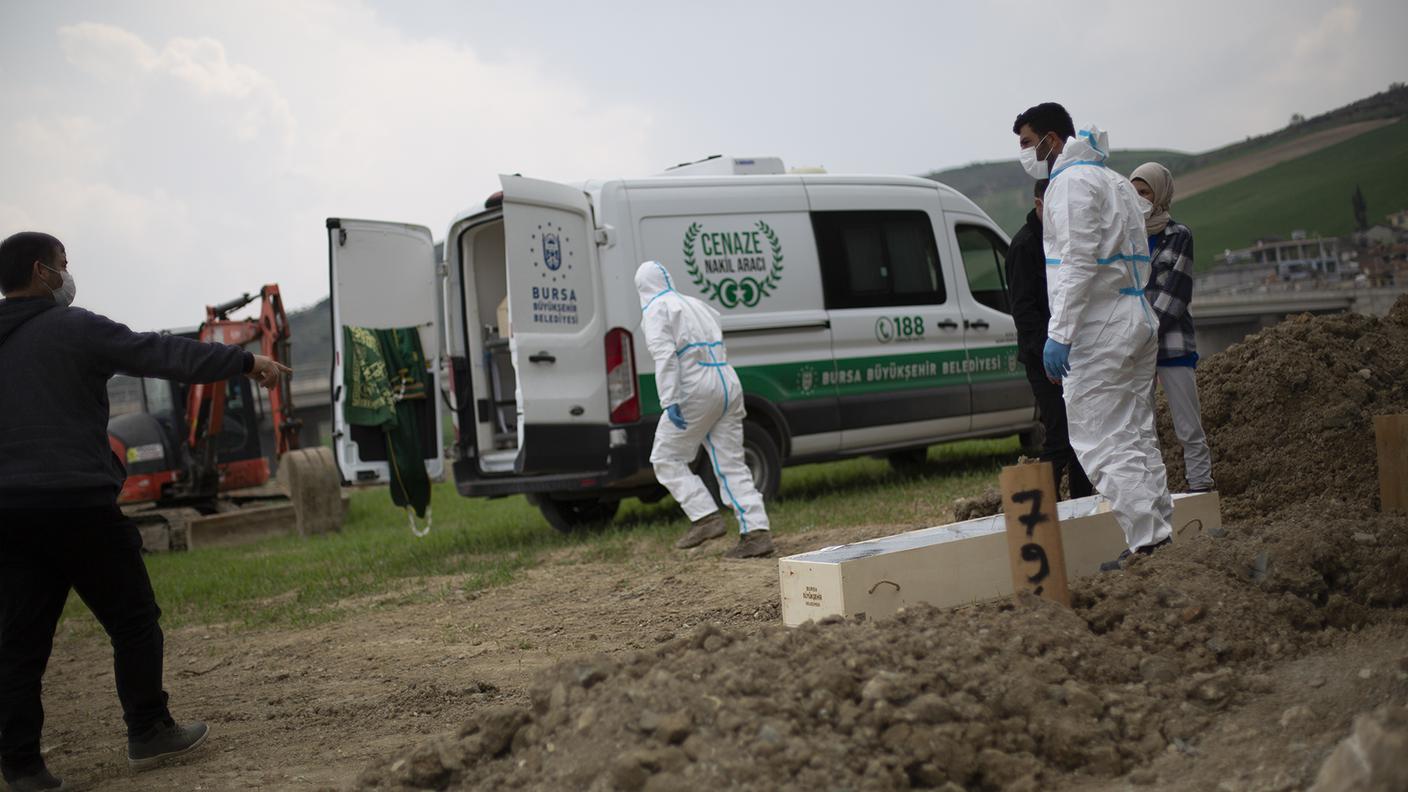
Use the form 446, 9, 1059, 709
276, 447, 345, 536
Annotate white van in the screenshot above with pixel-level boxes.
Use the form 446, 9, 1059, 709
327, 156, 1035, 531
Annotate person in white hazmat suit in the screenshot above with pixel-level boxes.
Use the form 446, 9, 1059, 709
1011, 102, 1175, 569
635, 260, 774, 559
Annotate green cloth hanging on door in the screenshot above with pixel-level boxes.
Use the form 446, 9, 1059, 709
342, 325, 431, 519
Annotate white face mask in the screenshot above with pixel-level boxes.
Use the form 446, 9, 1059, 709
1136, 196, 1154, 219
42, 263, 77, 307
1019, 145, 1049, 180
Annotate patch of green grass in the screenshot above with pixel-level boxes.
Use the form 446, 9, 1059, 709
1176, 117, 1408, 264
63, 438, 1020, 632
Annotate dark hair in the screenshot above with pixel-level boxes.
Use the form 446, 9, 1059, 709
1034, 179, 1049, 200
1013, 102, 1075, 142
0, 232, 63, 293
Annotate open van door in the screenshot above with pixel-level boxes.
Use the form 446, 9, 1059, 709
327, 218, 446, 484
500, 176, 609, 474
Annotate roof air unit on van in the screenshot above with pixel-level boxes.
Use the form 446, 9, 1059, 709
660, 155, 786, 177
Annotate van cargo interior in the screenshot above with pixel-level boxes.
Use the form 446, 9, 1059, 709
461, 218, 519, 473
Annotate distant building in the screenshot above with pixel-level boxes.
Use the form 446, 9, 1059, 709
1357, 242, 1408, 287
1357, 225, 1401, 247
1388, 209, 1408, 230
1220, 233, 1344, 280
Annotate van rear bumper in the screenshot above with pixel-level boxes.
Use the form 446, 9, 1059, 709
452, 421, 656, 498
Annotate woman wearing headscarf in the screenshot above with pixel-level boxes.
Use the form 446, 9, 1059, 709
1130, 162, 1214, 493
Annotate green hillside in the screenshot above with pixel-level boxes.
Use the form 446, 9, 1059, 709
1175, 116, 1408, 264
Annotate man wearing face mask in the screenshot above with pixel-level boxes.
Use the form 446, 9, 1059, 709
1010, 103, 1173, 571
1130, 162, 1214, 494
0, 231, 289, 791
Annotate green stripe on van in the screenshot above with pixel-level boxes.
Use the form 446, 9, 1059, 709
637, 344, 1021, 415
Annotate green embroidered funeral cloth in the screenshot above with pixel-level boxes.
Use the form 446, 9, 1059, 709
342, 325, 430, 518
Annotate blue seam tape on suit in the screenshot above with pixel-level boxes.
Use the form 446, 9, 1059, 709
705, 431, 747, 533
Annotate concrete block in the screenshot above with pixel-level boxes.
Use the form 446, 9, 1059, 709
779, 492, 1221, 626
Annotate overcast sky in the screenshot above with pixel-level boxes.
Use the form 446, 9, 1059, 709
2, 0, 1405, 330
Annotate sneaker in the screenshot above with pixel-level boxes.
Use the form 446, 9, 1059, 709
1099, 537, 1171, 572
723, 530, 774, 559
1185, 485, 1215, 494
3, 766, 65, 791
675, 511, 728, 549
127, 721, 209, 771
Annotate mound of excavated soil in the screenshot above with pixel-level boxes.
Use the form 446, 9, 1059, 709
355, 501, 1408, 791
356, 302, 1408, 791
1158, 295, 1408, 519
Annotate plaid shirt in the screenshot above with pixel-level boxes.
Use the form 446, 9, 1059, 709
1144, 220, 1197, 360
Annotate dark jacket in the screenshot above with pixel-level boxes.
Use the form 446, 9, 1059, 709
0, 297, 252, 508
1004, 209, 1050, 365
1144, 220, 1198, 361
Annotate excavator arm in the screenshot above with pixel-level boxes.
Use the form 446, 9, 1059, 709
182, 285, 302, 497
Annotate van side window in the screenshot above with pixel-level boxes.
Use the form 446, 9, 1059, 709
956, 225, 1010, 313
812, 211, 946, 309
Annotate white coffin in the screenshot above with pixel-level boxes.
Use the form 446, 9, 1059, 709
779, 492, 1221, 627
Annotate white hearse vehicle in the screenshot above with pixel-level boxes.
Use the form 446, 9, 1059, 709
327, 156, 1035, 531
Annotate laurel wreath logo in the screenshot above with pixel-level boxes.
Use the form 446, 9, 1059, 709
682, 220, 785, 308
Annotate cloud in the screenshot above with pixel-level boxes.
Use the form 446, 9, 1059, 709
1295, 2, 1361, 58
5, 6, 659, 329
59, 22, 296, 145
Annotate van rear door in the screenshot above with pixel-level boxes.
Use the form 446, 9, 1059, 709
500, 176, 609, 474
327, 218, 446, 484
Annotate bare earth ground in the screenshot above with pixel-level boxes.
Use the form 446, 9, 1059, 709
37, 524, 906, 791
34, 523, 1408, 792
1175, 118, 1399, 199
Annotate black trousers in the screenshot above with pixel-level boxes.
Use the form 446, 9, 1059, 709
1024, 360, 1094, 499
0, 505, 171, 777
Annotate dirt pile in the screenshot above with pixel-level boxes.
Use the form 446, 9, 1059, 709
356, 304, 1408, 791
1308, 705, 1408, 791
1158, 296, 1408, 519
355, 502, 1408, 791
950, 487, 1003, 521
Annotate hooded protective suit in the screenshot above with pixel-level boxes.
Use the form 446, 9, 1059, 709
1043, 127, 1173, 551
634, 261, 769, 534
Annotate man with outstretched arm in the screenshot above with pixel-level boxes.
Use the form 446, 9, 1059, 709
0, 231, 290, 791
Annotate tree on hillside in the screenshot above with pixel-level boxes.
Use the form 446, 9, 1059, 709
1352, 185, 1369, 232
1289, 113, 1306, 126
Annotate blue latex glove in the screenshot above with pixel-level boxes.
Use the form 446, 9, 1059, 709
665, 404, 687, 430
1043, 338, 1072, 381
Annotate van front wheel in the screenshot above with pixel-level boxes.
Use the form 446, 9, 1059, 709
532, 495, 620, 534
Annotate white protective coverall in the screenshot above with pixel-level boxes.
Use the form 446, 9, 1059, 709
1043, 127, 1174, 551
635, 261, 770, 534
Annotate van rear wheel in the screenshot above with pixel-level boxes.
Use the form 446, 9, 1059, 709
695, 421, 782, 504
533, 495, 620, 534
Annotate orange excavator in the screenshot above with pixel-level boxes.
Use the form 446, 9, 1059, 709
107, 285, 342, 551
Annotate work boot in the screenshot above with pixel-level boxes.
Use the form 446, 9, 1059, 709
3, 765, 65, 791
1099, 537, 1171, 572
723, 530, 774, 559
127, 720, 210, 771
675, 511, 728, 549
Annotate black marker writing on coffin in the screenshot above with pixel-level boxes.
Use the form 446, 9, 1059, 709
1011, 489, 1046, 538
1020, 542, 1050, 586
